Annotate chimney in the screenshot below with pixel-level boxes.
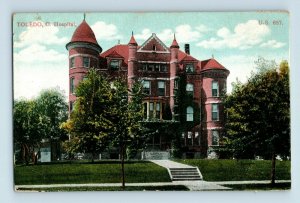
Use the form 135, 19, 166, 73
184, 44, 190, 55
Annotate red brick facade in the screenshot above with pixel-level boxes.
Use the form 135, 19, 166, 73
66, 20, 229, 158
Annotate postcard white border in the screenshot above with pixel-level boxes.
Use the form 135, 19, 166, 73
1, 0, 300, 203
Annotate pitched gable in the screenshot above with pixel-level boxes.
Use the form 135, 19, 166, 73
138, 33, 170, 53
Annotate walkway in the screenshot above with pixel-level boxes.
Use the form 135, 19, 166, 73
150, 160, 195, 168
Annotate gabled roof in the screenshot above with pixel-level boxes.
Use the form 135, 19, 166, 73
178, 51, 198, 62
70, 20, 99, 45
100, 44, 130, 65
105, 50, 124, 59
138, 33, 170, 53
201, 58, 227, 71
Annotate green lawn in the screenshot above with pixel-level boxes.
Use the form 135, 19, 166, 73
14, 161, 171, 185
176, 159, 291, 181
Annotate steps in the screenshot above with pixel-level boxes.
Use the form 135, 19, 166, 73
169, 167, 202, 181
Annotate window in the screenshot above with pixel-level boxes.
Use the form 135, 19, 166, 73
212, 104, 219, 121
142, 80, 151, 95
174, 79, 178, 89
186, 83, 194, 96
110, 60, 120, 70
155, 64, 160, 72
156, 103, 161, 119
148, 64, 154, 71
69, 101, 74, 112
70, 57, 75, 68
160, 64, 167, 72
186, 106, 194, 121
212, 81, 219, 97
152, 44, 156, 51
212, 130, 219, 146
157, 81, 165, 96
83, 57, 90, 68
70, 77, 75, 94
143, 103, 147, 119
149, 102, 154, 119
186, 64, 194, 73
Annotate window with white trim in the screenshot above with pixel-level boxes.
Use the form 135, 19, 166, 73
186, 106, 194, 121
157, 81, 165, 96
110, 59, 120, 70
212, 81, 219, 97
212, 104, 219, 121
186, 83, 194, 96
142, 80, 150, 95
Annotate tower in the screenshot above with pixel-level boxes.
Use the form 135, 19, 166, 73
169, 35, 179, 120
66, 19, 102, 112
200, 58, 229, 157
127, 32, 138, 91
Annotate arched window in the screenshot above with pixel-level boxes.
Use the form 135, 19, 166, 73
186, 106, 194, 121
186, 83, 194, 96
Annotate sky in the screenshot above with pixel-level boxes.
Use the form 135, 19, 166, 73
13, 12, 289, 100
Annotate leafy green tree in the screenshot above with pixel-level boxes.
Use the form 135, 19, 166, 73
62, 68, 113, 162
14, 89, 68, 164
224, 59, 290, 185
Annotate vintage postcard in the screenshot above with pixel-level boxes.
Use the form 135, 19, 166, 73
13, 12, 290, 191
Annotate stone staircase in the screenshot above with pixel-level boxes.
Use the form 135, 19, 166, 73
168, 167, 202, 181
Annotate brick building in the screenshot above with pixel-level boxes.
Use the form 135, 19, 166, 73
66, 19, 230, 158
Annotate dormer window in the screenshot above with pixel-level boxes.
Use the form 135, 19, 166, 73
110, 59, 120, 70
83, 57, 90, 68
186, 64, 194, 73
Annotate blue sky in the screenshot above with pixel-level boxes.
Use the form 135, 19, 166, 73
13, 12, 289, 99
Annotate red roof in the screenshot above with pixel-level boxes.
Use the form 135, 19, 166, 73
178, 51, 198, 62
128, 35, 138, 45
170, 38, 179, 48
106, 50, 124, 59
100, 44, 130, 65
71, 20, 99, 45
201, 58, 226, 70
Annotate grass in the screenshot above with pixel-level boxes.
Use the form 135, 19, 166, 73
14, 160, 171, 185
223, 183, 291, 191
176, 159, 291, 181
16, 185, 189, 192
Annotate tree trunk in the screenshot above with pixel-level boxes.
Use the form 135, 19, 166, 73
271, 152, 276, 186
121, 144, 125, 190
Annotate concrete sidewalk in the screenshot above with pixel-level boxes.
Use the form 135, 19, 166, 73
15, 181, 230, 191
150, 160, 195, 168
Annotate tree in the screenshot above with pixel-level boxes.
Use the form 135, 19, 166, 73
224, 59, 290, 185
109, 78, 144, 189
62, 68, 113, 162
14, 89, 68, 164
63, 68, 146, 189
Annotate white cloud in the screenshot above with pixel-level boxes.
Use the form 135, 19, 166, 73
14, 44, 66, 64
91, 21, 123, 41
260, 40, 286, 48
197, 20, 270, 50
135, 28, 152, 40
175, 24, 201, 43
135, 24, 207, 44
14, 21, 68, 48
